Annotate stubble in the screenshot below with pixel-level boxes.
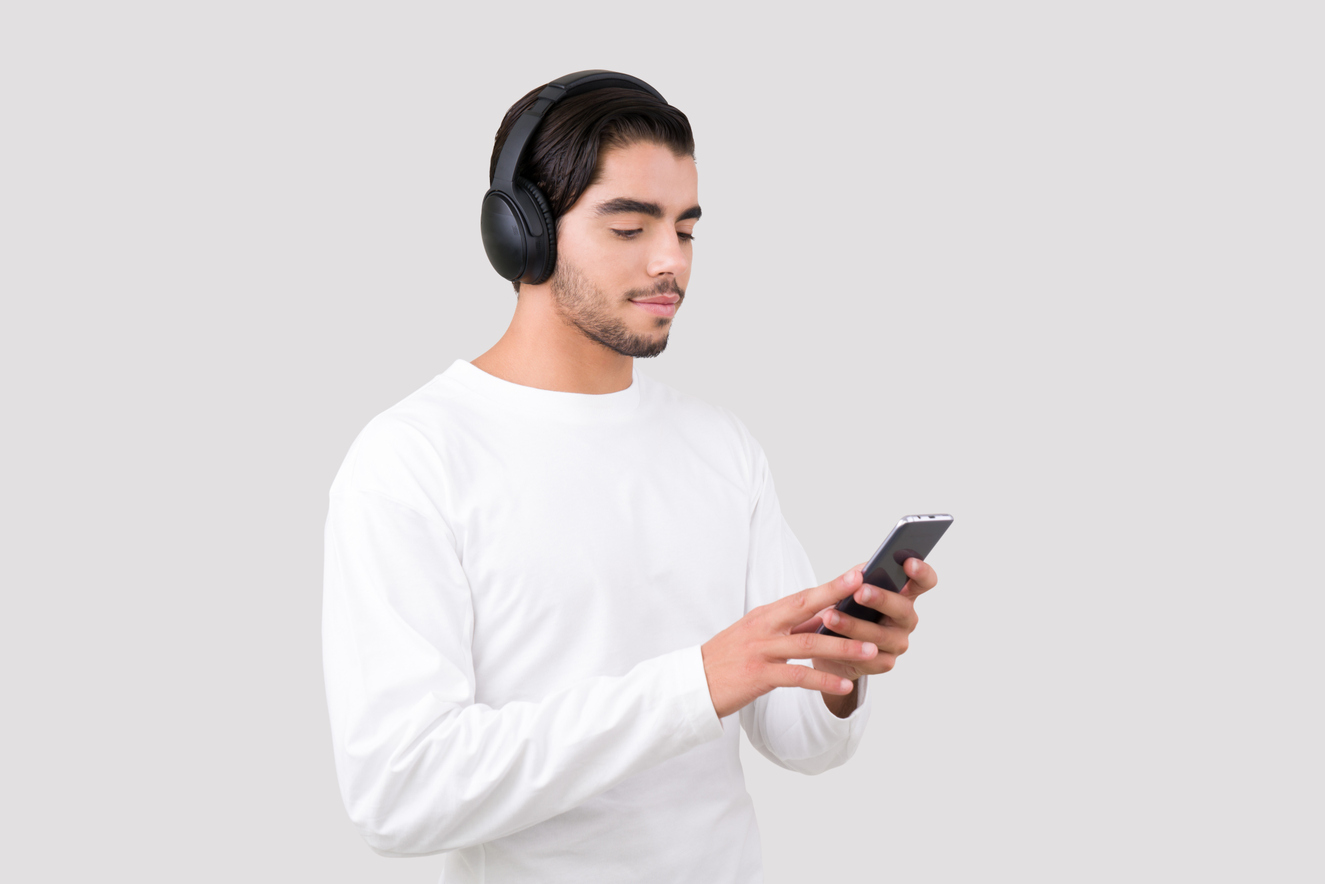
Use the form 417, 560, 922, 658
549, 260, 682, 360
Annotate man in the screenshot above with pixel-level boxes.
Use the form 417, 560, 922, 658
323, 71, 938, 882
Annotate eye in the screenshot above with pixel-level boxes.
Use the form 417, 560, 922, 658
611, 229, 642, 239
678, 231, 695, 243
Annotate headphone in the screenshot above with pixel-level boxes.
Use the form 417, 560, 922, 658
480, 70, 666, 285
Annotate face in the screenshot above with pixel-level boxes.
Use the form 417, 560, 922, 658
548, 141, 700, 359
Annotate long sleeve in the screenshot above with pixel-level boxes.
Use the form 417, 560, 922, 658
735, 433, 873, 774
322, 488, 724, 857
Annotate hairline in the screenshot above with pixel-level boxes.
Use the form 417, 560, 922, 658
566, 136, 696, 223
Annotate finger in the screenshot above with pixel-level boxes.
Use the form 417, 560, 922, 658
770, 632, 877, 664
820, 608, 912, 652
770, 662, 856, 695
860, 653, 899, 675
770, 568, 861, 630
852, 584, 918, 631
789, 615, 825, 635
900, 558, 938, 599
790, 605, 839, 635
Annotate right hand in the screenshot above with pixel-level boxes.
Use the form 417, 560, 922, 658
701, 568, 879, 718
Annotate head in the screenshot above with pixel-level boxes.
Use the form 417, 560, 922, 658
489, 83, 699, 358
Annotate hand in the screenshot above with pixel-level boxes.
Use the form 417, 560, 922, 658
701, 569, 881, 719
795, 558, 939, 715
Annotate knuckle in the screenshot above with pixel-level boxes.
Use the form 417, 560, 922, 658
878, 654, 896, 673
787, 665, 810, 686
795, 633, 818, 655
895, 636, 909, 655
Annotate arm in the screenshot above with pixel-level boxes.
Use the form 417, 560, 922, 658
712, 427, 877, 773
728, 427, 939, 738
322, 489, 723, 856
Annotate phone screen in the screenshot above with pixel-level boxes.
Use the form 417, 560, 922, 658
862, 515, 952, 593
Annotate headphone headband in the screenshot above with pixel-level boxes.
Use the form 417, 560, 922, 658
490, 71, 666, 187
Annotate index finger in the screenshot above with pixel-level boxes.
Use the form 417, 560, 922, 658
771, 569, 862, 630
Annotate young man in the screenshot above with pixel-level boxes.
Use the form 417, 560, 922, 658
323, 72, 938, 882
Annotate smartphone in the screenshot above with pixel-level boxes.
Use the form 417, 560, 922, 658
818, 514, 953, 638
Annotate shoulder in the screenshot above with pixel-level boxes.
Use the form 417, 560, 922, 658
328, 371, 475, 513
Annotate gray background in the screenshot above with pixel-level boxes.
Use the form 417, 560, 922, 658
3, 2, 1320, 881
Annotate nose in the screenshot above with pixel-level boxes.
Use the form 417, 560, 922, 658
646, 228, 690, 279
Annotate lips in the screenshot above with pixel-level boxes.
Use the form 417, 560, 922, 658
630, 294, 680, 317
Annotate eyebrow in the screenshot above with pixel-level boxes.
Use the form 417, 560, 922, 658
594, 198, 702, 222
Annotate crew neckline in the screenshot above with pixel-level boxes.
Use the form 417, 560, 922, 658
441, 359, 643, 421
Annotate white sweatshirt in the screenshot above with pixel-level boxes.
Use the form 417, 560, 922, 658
322, 360, 871, 882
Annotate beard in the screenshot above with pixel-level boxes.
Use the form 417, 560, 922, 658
549, 259, 684, 360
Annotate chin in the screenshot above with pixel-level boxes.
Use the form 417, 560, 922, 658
626, 329, 671, 359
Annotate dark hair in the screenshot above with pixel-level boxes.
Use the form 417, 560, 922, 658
489, 84, 695, 292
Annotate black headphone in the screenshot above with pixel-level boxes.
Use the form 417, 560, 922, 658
480, 70, 666, 285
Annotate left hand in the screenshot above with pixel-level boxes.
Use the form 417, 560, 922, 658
791, 558, 939, 713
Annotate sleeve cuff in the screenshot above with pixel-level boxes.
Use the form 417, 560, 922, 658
661, 644, 725, 745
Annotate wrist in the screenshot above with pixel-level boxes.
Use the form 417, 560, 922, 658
821, 678, 859, 718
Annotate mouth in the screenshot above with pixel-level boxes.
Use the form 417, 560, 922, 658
629, 293, 681, 318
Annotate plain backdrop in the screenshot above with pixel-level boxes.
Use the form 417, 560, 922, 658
2, 2, 1321, 881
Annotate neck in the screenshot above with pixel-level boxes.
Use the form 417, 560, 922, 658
471, 287, 634, 394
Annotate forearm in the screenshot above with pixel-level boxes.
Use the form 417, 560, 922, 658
330, 645, 722, 856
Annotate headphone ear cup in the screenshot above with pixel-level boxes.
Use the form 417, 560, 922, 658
515, 177, 557, 285
481, 189, 529, 280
